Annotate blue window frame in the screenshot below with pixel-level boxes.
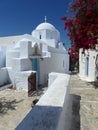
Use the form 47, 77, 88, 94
32, 58, 40, 84
85, 57, 89, 76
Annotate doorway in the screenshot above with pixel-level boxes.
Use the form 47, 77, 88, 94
85, 57, 89, 76
32, 58, 40, 84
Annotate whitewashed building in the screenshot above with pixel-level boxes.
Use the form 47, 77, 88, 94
79, 48, 98, 82
0, 19, 69, 91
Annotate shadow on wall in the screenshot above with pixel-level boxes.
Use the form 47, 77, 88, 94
70, 94, 81, 130
16, 105, 63, 130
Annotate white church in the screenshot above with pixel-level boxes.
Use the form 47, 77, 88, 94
0, 18, 69, 92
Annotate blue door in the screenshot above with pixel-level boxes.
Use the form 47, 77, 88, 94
32, 58, 40, 84
32, 59, 38, 71
85, 57, 89, 76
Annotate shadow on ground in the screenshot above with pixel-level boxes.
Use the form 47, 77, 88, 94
29, 85, 48, 97
89, 81, 98, 89
70, 71, 79, 75
0, 97, 24, 115
70, 94, 81, 130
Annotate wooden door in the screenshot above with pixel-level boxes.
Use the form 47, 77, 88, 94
28, 73, 36, 96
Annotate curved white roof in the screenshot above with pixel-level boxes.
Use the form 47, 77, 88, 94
36, 22, 56, 31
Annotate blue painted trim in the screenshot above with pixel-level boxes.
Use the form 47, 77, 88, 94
85, 57, 89, 76
32, 59, 40, 84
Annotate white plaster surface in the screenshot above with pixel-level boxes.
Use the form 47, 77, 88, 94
20, 41, 33, 58
32, 22, 60, 48
48, 73, 58, 86
15, 73, 71, 130
6, 50, 20, 67
0, 46, 6, 67
7, 69, 36, 91
12, 58, 32, 71
39, 53, 69, 84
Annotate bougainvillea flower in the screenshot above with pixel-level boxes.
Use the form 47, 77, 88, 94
61, 16, 67, 21
61, 0, 98, 62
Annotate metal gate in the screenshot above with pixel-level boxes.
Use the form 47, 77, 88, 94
28, 72, 36, 96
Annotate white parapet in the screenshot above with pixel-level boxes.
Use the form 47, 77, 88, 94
7, 68, 36, 91
16, 72, 71, 130
48, 72, 58, 86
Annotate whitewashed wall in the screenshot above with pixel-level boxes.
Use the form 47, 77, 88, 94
20, 41, 33, 58
6, 41, 33, 69
6, 50, 20, 67
7, 68, 36, 91
32, 29, 60, 48
39, 52, 69, 84
12, 58, 32, 71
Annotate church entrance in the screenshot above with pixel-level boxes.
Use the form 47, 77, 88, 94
32, 58, 40, 84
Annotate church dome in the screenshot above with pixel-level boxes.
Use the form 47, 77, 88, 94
36, 22, 56, 31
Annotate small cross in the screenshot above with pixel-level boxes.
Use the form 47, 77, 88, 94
45, 16, 47, 23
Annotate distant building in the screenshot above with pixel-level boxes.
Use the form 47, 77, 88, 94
0, 18, 69, 91
79, 48, 98, 82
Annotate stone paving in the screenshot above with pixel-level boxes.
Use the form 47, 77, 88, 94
0, 87, 47, 130
70, 73, 98, 130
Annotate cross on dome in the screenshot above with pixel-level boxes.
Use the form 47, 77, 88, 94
35, 16, 57, 31
44, 16, 47, 23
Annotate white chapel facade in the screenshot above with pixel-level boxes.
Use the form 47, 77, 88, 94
0, 18, 69, 91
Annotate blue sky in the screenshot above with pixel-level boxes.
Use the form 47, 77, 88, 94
0, 0, 71, 49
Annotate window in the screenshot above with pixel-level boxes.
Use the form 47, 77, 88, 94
40, 35, 42, 39
63, 60, 65, 68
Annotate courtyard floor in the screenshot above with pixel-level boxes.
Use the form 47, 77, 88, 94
70, 73, 98, 130
0, 87, 47, 130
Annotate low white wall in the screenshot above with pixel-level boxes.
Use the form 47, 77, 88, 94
48, 72, 58, 86
15, 72, 71, 130
8, 68, 36, 91
0, 68, 10, 86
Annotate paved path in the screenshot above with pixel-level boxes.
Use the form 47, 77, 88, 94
70, 73, 98, 130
